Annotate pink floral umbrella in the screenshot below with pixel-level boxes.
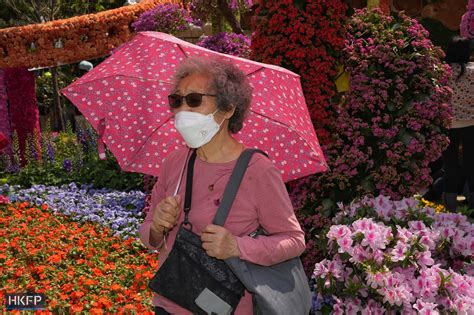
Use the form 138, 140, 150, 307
62, 32, 327, 182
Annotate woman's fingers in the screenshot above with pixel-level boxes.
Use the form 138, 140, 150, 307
155, 217, 175, 230
152, 195, 182, 233
163, 195, 181, 209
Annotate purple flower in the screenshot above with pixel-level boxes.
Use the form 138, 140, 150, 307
47, 143, 55, 163
2, 183, 145, 239
131, 4, 195, 35
63, 159, 72, 173
196, 32, 251, 58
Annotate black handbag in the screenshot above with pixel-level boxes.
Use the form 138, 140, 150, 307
148, 149, 265, 314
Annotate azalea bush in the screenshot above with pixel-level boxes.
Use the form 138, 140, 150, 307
1, 183, 145, 238
311, 195, 474, 314
0, 199, 157, 313
131, 3, 194, 35
197, 32, 251, 58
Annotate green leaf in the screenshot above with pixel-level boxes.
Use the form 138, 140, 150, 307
391, 23, 401, 31
361, 178, 375, 193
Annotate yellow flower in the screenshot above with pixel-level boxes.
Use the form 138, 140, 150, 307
419, 197, 447, 213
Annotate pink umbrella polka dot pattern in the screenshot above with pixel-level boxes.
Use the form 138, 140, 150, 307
63, 32, 327, 182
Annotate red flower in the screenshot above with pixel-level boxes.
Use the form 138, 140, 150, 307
251, 0, 347, 145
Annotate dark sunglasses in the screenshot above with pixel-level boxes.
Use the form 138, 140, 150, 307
168, 92, 217, 108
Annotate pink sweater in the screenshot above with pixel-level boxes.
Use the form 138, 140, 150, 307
139, 147, 306, 314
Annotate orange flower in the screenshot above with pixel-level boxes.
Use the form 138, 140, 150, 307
111, 243, 120, 250
104, 263, 116, 271
71, 291, 84, 299
47, 254, 62, 264
124, 304, 137, 310
83, 278, 97, 286
70, 305, 84, 313
98, 297, 112, 309
110, 283, 121, 291
90, 308, 103, 315
49, 299, 58, 308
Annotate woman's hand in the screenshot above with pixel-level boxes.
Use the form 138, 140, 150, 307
151, 195, 182, 237
201, 225, 241, 260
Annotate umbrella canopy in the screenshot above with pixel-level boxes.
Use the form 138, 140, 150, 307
62, 31, 327, 182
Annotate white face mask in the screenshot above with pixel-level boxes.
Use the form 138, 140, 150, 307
174, 110, 224, 148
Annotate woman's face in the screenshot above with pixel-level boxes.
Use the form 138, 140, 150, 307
171, 73, 218, 115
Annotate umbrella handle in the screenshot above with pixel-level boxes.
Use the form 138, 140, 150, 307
173, 148, 192, 196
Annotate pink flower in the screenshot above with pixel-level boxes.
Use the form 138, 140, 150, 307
354, 219, 391, 251
349, 244, 370, 263
366, 270, 387, 289
346, 298, 362, 315
0, 195, 9, 204
391, 241, 409, 262
413, 300, 440, 315
327, 225, 352, 240
412, 269, 440, 300
313, 256, 345, 287
361, 299, 386, 315
373, 195, 394, 218
332, 297, 345, 315
337, 236, 354, 254
313, 259, 328, 278
416, 251, 434, 268
408, 220, 427, 232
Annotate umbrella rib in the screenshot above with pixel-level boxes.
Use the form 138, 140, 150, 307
177, 44, 188, 58
246, 67, 264, 77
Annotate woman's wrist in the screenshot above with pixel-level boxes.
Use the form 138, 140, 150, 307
149, 223, 164, 246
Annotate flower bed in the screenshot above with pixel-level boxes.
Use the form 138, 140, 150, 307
1, 183, 145, 238
0, 199, 157, 313
1, 128, 144, 192
311, 195, 474, 314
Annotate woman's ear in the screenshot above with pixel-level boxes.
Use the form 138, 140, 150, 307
225, 106, 236, 120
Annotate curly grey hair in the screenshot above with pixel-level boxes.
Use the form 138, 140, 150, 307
172, 56, 252, 133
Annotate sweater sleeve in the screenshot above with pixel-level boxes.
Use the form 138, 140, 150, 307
138, 169, 167, 250
235, 162, 306, 266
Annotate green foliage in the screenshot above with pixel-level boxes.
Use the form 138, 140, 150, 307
0, 0, 124, 28
36, 71, 56, 115
35, 67, 81, 126
0, 126, 144, 191
80, 154, 145, 191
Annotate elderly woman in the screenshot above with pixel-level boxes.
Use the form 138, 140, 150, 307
139, 57, 306, 315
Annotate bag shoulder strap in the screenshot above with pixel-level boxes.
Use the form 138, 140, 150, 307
213, 148, 268, 226
182, 149, 197, 229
